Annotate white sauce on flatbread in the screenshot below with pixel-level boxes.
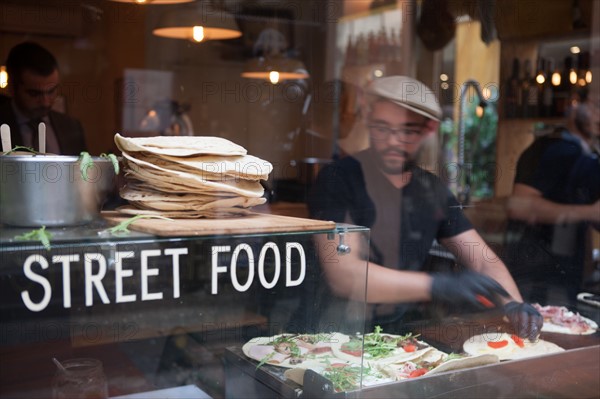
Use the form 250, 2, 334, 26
463, 332, 564, 361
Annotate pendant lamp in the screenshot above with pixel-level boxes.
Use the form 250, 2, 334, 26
242, 56, 309, 84
108, 0, 195, 4
152, 3, 242, 42
241, 28, 309, 84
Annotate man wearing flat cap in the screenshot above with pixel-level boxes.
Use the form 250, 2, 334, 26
309, 75, 542, 340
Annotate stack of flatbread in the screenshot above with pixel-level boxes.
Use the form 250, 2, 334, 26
114, 133, 272, 218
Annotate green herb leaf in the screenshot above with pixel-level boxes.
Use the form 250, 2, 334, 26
100, 153, 120, 175
4, 145, 37, 155
14, 226, 53, 250
79, 151, 94, 181
102, 215, 172, 236
256, 351, 275, 369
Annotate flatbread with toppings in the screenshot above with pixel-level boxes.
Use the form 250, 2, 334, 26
242, 333, 349, 369
379, 351, 499, 381
330, 327, 432, 366
532, 304, 598, 335
463, 332, 564, 361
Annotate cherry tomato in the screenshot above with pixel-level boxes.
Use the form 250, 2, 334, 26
511, 334, 525, 348
408, 368, 428, 378
403, 344, 417, 352
487, 340, 509, 349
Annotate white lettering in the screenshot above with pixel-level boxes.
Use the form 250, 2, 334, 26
211, 246, 230, 294
52, 254, 79, 308
258, 242, 280, 289
165, 247, 187, 299
21, 255, 51, 312
286, 242, 306, 287
231, 244, 254, 292
141, 249, 162, 301
85, 253, 110, 306
115, 251, 136, 303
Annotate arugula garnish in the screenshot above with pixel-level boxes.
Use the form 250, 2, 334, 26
323, 362, 363, 392
101, 215, 173, 236
4, 145, 37, 155
79, 152, 120, 181
14, 226, 53, 250
100, 153, 120, 175
78, 151, 94, 181
256, 351, 275, 369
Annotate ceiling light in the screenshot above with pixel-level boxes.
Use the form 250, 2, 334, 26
0, 66, 7, 89
241, 56, 309, 84
108, 0, 195, 4
153, 3, 241, 42
570, 46, 581, 54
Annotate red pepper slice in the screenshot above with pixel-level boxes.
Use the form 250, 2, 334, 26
403, 344, 417, 353
408, 368, 428, 378
475, 294, 495, 308
511, 334, 525, 348
487, 340, 509, 349
341, 349, 362, 357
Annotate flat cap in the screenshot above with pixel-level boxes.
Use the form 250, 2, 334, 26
367, 76, 442, 121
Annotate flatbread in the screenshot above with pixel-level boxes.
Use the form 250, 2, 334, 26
121, 186, 265, 211
533, 304, 598, 335
117, 205, 252, 218
115, 133, 247, 156
137, 152, 272, 181
121, 152, 264, 197
330, 332, 432, 366
242, 333, 350, 369
463, 332, 564, 361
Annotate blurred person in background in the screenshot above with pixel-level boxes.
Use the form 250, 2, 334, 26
504, 87, 600, 307
0, 41, 86, 155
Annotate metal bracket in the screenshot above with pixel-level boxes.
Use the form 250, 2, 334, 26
337, 230, 351, 255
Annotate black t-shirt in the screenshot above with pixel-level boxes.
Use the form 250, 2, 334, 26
505, 130, 600, 298
308, 149, 473, 271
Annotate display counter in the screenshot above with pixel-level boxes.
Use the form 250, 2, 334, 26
0, 214, 368, 398
1, 215, 599, 399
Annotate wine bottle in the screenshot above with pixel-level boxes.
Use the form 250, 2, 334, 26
553, 56, 572, 117
520, 59, 538, 118
540, 58, 554, 117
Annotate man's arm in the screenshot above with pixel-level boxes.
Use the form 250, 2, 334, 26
439, 228, 523, 303
508, 183, 600, 224
315, 233, 432, 304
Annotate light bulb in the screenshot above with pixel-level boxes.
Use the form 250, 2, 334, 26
536, 73, 545, 84
569, 70, 577, 85
269, 71, 280, 84
476, 105, 484, 118
192, 26, 204, 42
551, 72, 561, 86
585, 71, 592, 83
135, 0, 147, 3
0, 66, 7, 89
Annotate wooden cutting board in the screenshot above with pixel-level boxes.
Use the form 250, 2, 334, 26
102, 211, 335, 237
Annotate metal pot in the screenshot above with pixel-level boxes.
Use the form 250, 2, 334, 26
0, 155, 116, 227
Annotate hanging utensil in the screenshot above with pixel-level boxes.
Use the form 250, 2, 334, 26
38, 122, 46, 154
1, 124, 11, 153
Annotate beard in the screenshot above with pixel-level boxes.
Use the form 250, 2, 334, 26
370, 147, 416, 175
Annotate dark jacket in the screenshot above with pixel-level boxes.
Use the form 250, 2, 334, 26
0, 94, 86, 155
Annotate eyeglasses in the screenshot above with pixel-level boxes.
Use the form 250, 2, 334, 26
367, 124, 425, 143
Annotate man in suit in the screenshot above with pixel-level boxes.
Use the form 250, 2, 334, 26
0, 41, 86, 155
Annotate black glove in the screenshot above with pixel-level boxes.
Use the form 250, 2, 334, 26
504, 301, 543, 341
431, 271, 509, 309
